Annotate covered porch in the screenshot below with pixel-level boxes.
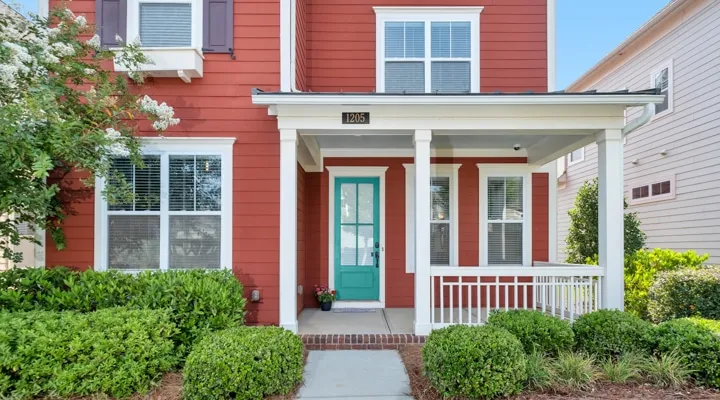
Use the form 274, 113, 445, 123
252, 89, 664, 336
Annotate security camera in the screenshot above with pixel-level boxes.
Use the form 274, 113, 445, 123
513, 144, 522, 151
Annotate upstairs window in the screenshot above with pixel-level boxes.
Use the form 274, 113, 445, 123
375, 7, 481, 94
568, 147, 585, 166
651, 60, 673, 116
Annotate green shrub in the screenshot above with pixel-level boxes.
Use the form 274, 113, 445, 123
647, 267, 720, 322
550, 352, 599, 392
183, 326, 303, 400
422, 325, 527, 399
488, 310, 574, 356
572, 310, 654, 357
624, 249, 707, 319
0, 308, 176, 399
0, 268, 246, 355
655, 318, 720, 388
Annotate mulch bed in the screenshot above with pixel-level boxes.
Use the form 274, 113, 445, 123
399, 344, 720, 400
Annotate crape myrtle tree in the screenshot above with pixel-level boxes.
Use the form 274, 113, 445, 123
0, 7, 179, 262
565, 178, 645, 264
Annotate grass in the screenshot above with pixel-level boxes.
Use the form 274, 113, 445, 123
525, 351, 553, 391
550, 352, 599, 392
643, 350, 694, 389
600, 352, 645, 384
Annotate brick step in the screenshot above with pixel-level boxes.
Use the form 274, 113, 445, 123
300, 333, 426, 350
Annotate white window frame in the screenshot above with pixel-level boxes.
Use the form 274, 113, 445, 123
478, 164, 533, 266
404, 163, 460, 273
568, 147, 585, 166
94, 138, 234, 272
374, 7, 482, 93
650, 59, 674, 119
629, 175, 675, 205
126, 0, 202, 50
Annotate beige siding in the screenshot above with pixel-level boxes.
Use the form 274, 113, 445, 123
558, 0, 720, 263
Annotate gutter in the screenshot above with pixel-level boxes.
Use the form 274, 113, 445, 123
622, 103, 655, 137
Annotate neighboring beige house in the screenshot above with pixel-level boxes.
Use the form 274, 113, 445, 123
557, 0, 720, 263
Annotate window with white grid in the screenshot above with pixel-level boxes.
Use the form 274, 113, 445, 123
98, 140, 233, 271
376, 8, 481, 94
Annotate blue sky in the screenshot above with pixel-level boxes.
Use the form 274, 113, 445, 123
557, 0, 669, 89
10, 0, 667, 90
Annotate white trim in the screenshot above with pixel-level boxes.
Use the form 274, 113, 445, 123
253, 93, 667, 106
326, 166, 388, 308
403, 163, 461, 273
477, 164, 534, 267
374, 7, 482, 93
321, 148, 528, 158
279, 129, 298, 332
546, 0, 556, 91
650, 59, 674, 119
567, 147, 585, 166
93, 138, 234, 272
628, 174, 676, 205
38, 0, 49, 18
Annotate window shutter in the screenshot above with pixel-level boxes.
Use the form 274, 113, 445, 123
203, 0, 233, 53
96, 0, 127, 46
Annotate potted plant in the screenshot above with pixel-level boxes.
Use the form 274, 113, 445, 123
314, 285, 336, 311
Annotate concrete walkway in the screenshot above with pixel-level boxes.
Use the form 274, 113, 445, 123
296, 350, 413, 399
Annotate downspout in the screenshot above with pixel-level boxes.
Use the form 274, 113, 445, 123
622, 103, 655, 137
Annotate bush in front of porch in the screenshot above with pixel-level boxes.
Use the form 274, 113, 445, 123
487, 309, 574, 356
572, 310, 655, 358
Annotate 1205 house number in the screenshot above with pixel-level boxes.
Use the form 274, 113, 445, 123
342, 112, 370, 124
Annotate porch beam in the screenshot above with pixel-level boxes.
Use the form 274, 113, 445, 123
414, 129, 432, 335
279, 129, 298, 332
596, 129, 624, 310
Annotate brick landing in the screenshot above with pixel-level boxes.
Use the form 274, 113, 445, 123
300, 334, 427, 350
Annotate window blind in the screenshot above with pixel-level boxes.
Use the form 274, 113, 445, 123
108, 215, 161, 269
385, 21, 425, 93
487, 177, 524, 265
108, 156, 161, 211
385, 62, 425, 93
169, 215, 221, 269
139, 3, 192, 47
431, 62, 471, 93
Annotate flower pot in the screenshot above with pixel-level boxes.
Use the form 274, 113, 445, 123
320, 301, 332, 311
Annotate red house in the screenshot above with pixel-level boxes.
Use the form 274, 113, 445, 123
45, 0, 664, 335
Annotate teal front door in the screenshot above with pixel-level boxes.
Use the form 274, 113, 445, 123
334, 177, 380, 301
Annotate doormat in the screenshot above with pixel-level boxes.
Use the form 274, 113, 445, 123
332, 308, 377, 313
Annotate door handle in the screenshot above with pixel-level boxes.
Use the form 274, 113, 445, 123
374, 242, 380, 268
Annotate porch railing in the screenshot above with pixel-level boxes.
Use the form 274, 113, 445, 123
430, 263, 604, 329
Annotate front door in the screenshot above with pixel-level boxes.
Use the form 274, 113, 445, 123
334, 177, 380, 301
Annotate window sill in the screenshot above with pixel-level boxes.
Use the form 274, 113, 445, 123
113, 47, 204, 83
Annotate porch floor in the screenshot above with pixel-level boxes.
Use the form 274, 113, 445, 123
298, 308, 414, 334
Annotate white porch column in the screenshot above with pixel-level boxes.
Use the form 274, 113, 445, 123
279, 129, 298, 332
596, 129, 624, 310
414, 129, 432, 335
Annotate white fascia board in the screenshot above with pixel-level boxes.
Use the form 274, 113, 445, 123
252, 94, 667, 107
373, 6, 484, 14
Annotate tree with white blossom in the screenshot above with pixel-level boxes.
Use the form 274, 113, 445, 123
0, 7, 179, 262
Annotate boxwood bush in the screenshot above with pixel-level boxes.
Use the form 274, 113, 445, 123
0, 308, 176, 399
655, 318, 720, 388
183, 326, 304, 400
0, 268, 246, 355
488, 310, 574, 356
422, 325, 527, 399
647, 267, 720, 323
572, 310, 654, 357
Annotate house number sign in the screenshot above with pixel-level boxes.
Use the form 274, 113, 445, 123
342, 112, 370, 124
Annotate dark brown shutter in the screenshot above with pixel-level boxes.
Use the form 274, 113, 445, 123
96, 0, 127, 46
203, 0, 233, 53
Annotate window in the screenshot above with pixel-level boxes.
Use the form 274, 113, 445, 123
404, 164, 460, 272
568, 147, 584, 166
95, 139, 233, 271
375, 7, 481, 94
651, 60, 673, 116
629, 176, 675, 205
479, 166, 531, 266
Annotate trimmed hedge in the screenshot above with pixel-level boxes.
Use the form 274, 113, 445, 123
0, 308, 176, 399
647, 267, 720, 323
183, 326, 304, 400
422, 325, 527, 399
0, 268, 246, 355
655, 318, 720, 388
572, 310, 654, 357
487, 310, 574, 356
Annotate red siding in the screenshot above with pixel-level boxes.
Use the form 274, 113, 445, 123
307, 0, 548, 92
532, 172, 550, 263
296, 0, 308, 90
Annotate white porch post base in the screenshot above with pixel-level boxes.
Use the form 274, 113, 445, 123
597, 129, 624, 310
414, 129, 432, 335
279, 129, 298, 333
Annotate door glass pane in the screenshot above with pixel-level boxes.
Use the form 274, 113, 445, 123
340, 225, 357, 265
358, 184, 374, 223
357, 225, 374, 266
340, 183, 357, 223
